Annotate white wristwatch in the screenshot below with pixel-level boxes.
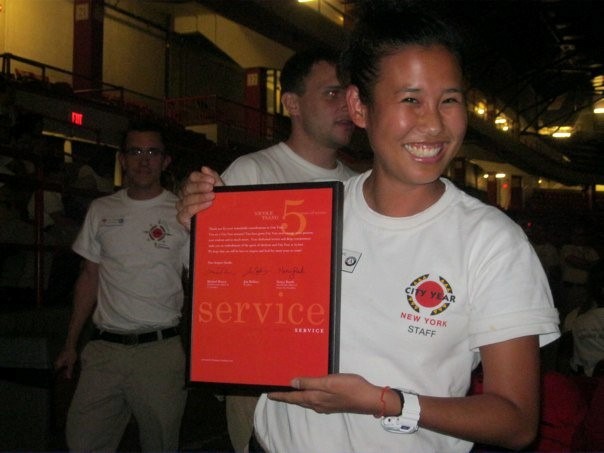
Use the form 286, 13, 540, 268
380, 388, 420, 434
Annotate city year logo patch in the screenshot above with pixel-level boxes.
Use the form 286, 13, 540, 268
145, 220, 172, 249
149, 224, 167, 241
405, 274, 455, 316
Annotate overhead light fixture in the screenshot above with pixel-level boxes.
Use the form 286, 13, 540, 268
494, 116, 511, 132
495, 173, 506, 179
541, 125, 574, 138
538, 125, 574, 136
552, 131, 571, 138
474, 101, 487, 117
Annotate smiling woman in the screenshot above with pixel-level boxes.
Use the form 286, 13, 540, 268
347, 45, 467, 217
251, 3, 560, 452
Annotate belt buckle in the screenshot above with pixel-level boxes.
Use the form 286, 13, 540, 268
124, 334, 139, 345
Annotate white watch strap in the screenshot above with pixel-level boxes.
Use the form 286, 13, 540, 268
380, 389, 420, 434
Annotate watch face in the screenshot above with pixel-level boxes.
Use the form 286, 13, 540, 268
381, 416, 419, 434
380, 389, 420, 434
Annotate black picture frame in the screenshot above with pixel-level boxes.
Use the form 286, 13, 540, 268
186, 181, 343, 392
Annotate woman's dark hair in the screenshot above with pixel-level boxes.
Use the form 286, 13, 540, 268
339, 1, 465, 104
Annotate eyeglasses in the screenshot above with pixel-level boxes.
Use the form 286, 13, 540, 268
124, 147, 165, 158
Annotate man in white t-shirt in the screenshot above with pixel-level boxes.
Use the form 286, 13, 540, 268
55, 121, 189, 452
220, 49, 357, 186
179, 48, 358, 453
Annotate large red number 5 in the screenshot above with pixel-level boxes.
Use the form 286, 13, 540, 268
281, 199, 307, 234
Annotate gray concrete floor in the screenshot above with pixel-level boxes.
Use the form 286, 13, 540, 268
1, 358, 233, 452
0, 303, 233, 452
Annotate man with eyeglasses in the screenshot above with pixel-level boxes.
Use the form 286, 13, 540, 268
55, 120, 189, 452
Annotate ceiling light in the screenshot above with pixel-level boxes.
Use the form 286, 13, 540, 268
539, 125, 575, 136
593, 75, 604, 93
562, 35, 582, 42
552, 131, 571, 138
495, 173, 506, 179
474, 102, 487, 116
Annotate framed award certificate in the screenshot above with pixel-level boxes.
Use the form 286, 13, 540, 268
187, 181, 343, 389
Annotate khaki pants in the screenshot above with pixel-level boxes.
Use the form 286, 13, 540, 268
66, 336, 187, 452
226, 394, 259, 452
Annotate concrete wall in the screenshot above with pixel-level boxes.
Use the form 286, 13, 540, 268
0, 0, 73, 85
103, 1, 168, 99
173, 5, 293, 70
0, 0, 259, 104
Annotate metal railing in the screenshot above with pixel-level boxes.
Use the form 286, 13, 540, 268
165, 95, 290, 145
1, 53, 165, 117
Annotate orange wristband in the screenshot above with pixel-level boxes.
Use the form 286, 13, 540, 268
374, 386, 390, 418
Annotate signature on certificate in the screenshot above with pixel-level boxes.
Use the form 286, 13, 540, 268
243, 266, 270, 277
207, 267, 235, 275
279, 265, 305, 279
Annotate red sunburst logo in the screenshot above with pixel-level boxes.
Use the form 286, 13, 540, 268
149, 225, 166, 241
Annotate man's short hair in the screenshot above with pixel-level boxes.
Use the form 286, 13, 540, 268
280, 48, 340, 95
120, 119, 166, 152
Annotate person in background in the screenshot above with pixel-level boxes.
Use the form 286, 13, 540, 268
526, 221, 562, 342
528, 221, 561, 287
0, 77, 18, 144
570, 260, 604, 377
177, 3, 560, 452
218, 48, 357, 188
560, 223, 600, 327
194, 47, 357, 453
26, 153, 66, 231
54, 120, 189, 452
